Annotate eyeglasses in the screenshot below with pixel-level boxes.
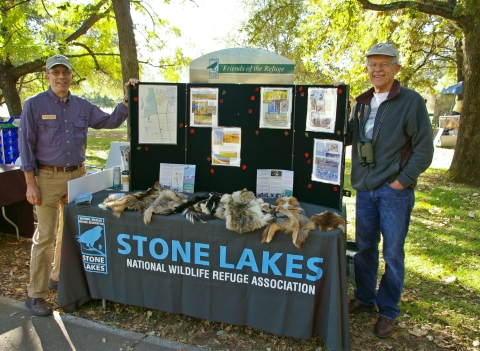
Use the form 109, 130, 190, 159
367, 62, 395, 69
48, 70, 72, 76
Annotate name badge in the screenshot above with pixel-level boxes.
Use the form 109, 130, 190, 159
42, 115, 56, 120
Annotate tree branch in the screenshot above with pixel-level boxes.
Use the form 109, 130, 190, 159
356, 0, 465, 25
64, 0, 112, 43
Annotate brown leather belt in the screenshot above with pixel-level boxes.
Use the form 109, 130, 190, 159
38, 163, 83, 173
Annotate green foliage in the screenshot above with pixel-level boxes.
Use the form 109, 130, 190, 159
239, 0, 461, 96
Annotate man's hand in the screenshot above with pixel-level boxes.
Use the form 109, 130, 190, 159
24, 170, 41, 205
389, 179, 405, 190
123, 78, 140, 102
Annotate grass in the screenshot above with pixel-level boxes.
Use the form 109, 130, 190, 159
1, 128, 479, 350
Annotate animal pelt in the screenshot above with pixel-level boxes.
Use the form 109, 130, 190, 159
182, 192, 225, 224
104, 182, 162, 218
143, 189, 188, 224
261, 196, 316, 249
310, 211, 346, 233
220, 188, 272, 234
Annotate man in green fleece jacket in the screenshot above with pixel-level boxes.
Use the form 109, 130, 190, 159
346, 43, 434, 338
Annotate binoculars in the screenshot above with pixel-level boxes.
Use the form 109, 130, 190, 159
357, 138, 375, 167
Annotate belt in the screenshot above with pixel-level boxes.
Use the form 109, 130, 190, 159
38, 163, 83, 173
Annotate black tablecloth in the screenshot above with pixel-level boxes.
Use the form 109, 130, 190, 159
58, 190, 351, 351
0, 164, 34, 237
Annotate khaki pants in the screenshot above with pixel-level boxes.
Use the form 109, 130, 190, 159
27, 165, 85, 298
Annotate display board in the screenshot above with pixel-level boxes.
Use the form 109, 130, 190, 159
129, 83, 349, 210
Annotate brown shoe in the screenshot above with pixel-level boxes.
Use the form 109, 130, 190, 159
348, 299, 376, 314
48, 278, 58, 290
25, 297, 53, 316
374, 316, 395, 338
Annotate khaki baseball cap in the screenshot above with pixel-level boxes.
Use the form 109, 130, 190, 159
46, 54, 72, 71
366, 43, 399, 57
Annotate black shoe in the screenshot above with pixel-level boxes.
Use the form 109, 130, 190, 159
348, 299, 376, 314
25, 297, 53, 316
48, 278, 58, 290
374, 316, 395, 338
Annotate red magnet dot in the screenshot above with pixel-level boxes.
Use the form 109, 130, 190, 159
307, 159, 311, 164
207, 157, 211, 161
333, 186, 338, 192
255, 130, 259, 135
179, 123, 184, 128
134, 97, 138, 102
298, 86, 303, 92
210, 169, 215, 174
255, 87, 260, 92
242, 165, 247, 170
145, 146, 149, 152
304, 152, 309, 158
336, 130, 341, 135
248, 109, 253, 114
300, 92, 305, 97
190, 129, 195, 134
307, 184, 312, 189
338, 89, 343, 94
219, 99, 224, 104
284, 131, 289, 136
251, 96, 256, 101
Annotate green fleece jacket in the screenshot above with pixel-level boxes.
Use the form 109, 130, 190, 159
349, 80, 434, 191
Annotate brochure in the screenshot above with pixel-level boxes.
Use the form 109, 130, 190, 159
256, 169, 294, 198
159, 163, 196, 193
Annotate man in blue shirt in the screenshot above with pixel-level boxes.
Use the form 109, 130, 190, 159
19, 54, 139, 316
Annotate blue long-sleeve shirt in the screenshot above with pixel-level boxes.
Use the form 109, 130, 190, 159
19, 87, 128, 175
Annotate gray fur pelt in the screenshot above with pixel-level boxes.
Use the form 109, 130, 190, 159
143, 189, 188, 224
220, 188, 272, 234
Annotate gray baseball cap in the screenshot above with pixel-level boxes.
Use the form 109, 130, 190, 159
366, 43, 399, 57
46, 54, 72, 71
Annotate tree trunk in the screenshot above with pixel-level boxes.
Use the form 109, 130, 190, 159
111, 0, 140, 142
0, 61, 23, 117
455, 38, 464, 101
447, 23, 480, 186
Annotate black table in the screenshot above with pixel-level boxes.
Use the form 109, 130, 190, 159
0, 164, 34, 238
58, 190, 351, 351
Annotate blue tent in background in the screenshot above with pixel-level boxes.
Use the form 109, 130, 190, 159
441, 81, 463, 95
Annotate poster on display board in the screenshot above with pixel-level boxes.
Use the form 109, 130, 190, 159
312, 139, 343, 185
211, 127, 241, 167
259, 87, 293, 129
306, 87, 338, 133
190, 87, 219, 127
138, 84, 178, 144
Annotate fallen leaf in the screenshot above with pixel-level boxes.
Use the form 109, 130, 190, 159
444, 276, 456, 284
408, 326, 428, 337
473, 339, 480, 347
102, 337, 106, 342
468, 211, 475, 218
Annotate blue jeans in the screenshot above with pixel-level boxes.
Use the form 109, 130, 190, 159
354, 182, 414, 320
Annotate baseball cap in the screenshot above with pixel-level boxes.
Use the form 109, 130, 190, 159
46, 54, 72, 71
366, 43, 399, 57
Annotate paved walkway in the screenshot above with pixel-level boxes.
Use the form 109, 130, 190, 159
0, 295, 206, 351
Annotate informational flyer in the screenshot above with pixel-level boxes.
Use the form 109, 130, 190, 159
138, 84, 177, 144
312, 139, 343, 185
256, 169, 294, 198
211, 127, 241, 167
190, 87, 219, 127
306, 88, 338, 133
159, 163, 196, 193
259, 87, 293, 129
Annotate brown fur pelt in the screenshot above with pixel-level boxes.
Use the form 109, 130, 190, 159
310, 211, 346, 233
103, 182, 189, 224
220, 188, 272, 234
104, 182, 162, 218
261, 196, 316, 249
143, 189, 188, 224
